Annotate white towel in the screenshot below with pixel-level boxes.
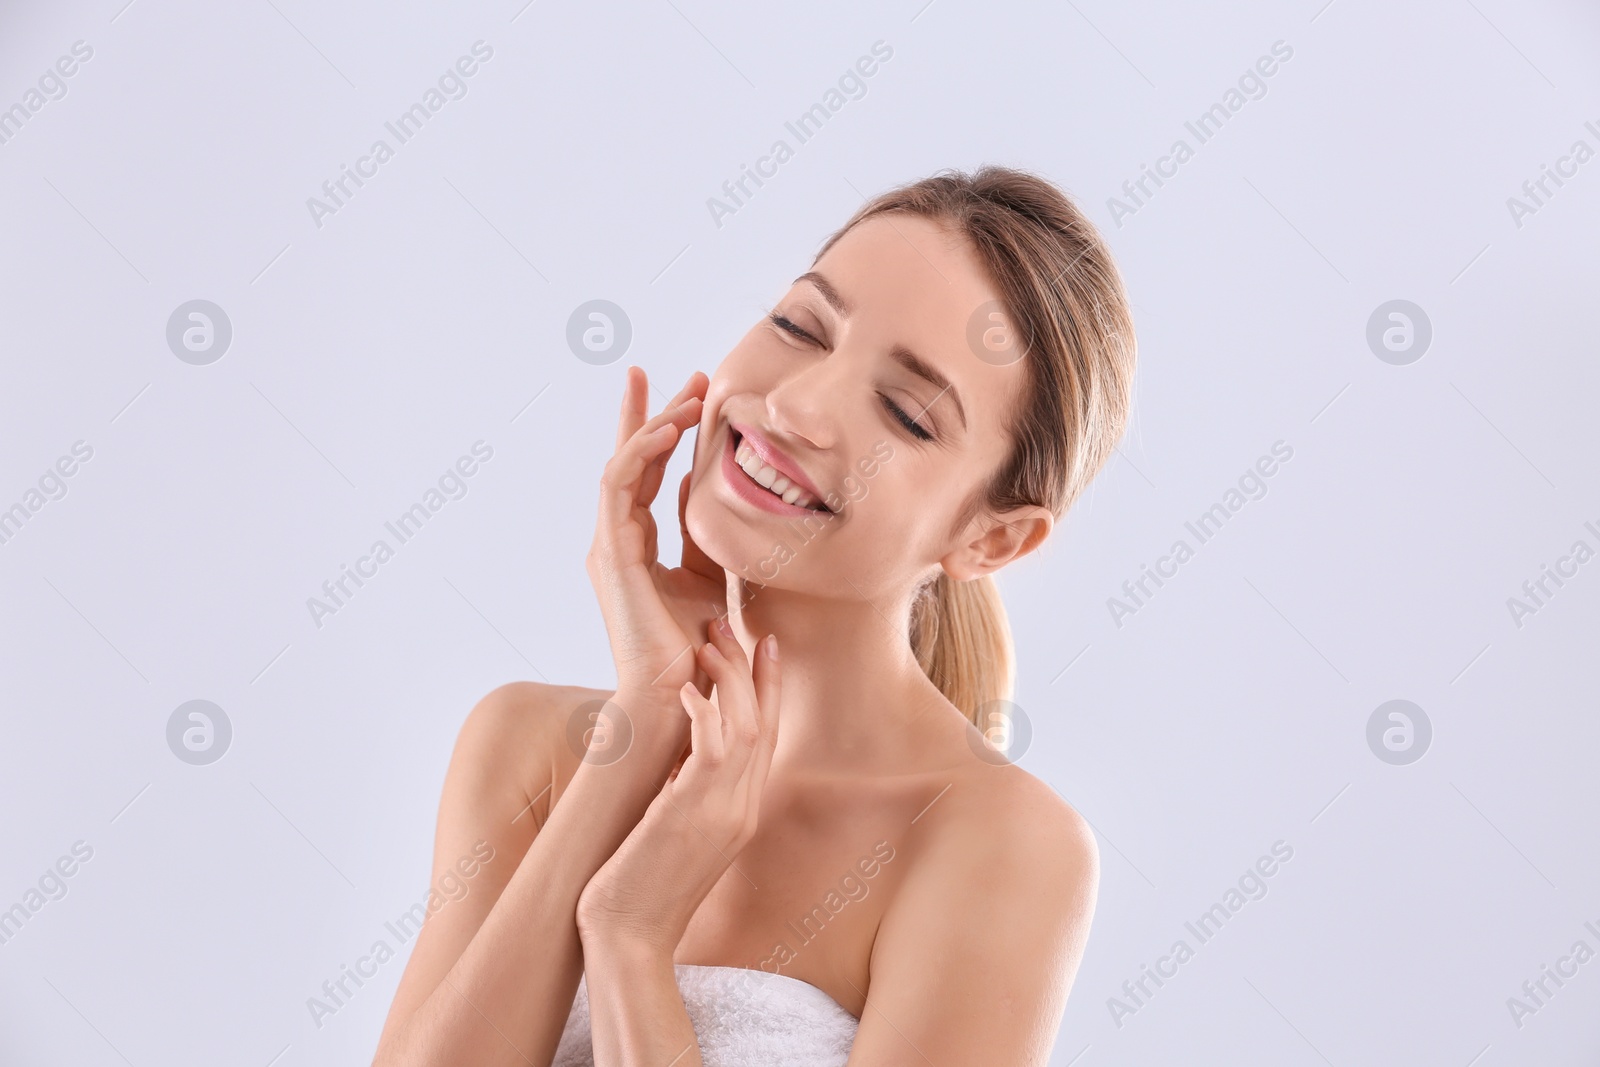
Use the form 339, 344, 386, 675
551, 963, 858, 1067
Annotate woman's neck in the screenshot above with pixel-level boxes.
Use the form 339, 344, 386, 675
725, 577, 962, 775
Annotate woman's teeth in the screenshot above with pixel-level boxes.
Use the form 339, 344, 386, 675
735, 440, 826, 511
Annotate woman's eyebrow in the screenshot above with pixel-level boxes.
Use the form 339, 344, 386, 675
890, 343, 967, 432
794, 271, 850, 318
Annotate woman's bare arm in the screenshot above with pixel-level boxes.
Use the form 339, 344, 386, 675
581, 943, 705, 1066
371, 366, 716, 1064
370, 681, 687, 1067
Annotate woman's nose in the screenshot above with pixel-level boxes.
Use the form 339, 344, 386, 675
762, 353, 852, 451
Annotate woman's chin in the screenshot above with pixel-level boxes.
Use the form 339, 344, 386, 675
685, 500, 758, 572
684, 495, 796, 586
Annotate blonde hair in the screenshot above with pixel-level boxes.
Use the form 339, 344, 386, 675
812, 166, 1137, 724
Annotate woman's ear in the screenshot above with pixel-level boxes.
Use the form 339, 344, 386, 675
939, 505, 1054, 582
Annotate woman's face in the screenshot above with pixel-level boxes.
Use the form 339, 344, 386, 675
684, 212, 1044, 603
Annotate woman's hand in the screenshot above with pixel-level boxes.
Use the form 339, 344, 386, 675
588, 367, 726, 710
575, 618, 782, 955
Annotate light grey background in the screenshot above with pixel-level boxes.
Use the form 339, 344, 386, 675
2, 0, 1597, 1063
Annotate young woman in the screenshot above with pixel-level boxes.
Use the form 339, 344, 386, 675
371, 165, 1137, 1067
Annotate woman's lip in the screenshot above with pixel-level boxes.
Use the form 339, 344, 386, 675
729, 422, 827, 502
721, 428, 832, 516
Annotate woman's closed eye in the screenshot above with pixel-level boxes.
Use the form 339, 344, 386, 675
879, 395, 934, 441
767, 311, 817, 345
766, 311, 936, 442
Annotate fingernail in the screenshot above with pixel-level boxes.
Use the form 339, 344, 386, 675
765, 634, 779, 660
716, 616, 733, 637
703, 641, 722, 658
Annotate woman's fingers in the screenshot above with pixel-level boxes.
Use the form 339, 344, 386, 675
695, 620, 761, 776
606, 391, 701, 525
742, 635, 782, 818
633, 372, 707, 449
678, 682, 724, 766
669, 626, 782, 858
597, 420, 679, 551
632, 400, 696, 550
722, 633, 779, 823
614, 366, 648, 452
598, 370, 707, 570
614, 368, 703, 452
639, 396, 701, 508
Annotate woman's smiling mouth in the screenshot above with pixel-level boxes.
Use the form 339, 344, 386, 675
722, 428, 833, 515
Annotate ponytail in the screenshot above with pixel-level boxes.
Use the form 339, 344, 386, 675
909, 573, 1014, 726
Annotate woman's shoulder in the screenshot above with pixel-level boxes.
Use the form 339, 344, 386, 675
455, 680, 615, 754
913, 757, 1100, 891
448, 680, 617, 818
868, 748, 1100, 965
876, 698, 1099, 887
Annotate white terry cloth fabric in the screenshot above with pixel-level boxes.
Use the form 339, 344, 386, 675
551, 963, 858, 1067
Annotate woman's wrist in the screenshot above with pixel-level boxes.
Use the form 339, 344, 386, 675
605, 684, 692, 752
578, 918, 677, 965
576, 793, 699, 952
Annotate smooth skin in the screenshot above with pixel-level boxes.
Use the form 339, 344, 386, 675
372, 213, 1099, 1067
